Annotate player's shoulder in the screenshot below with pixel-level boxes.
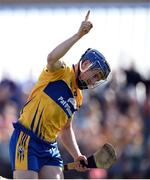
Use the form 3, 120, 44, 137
46, 60, 67, 72
54, 60, 67, 70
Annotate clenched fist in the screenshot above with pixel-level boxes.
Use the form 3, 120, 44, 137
77, 10, 93, 38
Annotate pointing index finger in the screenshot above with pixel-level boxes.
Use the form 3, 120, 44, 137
84, 10, 90, 22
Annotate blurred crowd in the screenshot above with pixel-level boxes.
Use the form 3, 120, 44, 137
0, 63, 150, 179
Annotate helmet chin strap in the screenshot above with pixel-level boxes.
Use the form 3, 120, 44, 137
77, 79, 88, 90
76, 62, 88, 90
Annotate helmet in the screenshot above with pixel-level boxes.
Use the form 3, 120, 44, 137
77, 48, 111, 89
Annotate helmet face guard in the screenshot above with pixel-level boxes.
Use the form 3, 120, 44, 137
77, 48, 111, 90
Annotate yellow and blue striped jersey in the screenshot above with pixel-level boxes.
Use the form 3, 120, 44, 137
18, 64, 83, 142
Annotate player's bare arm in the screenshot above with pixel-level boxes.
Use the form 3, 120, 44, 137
59, 121, 81, 160
47, 10, 93, 71
59, 120, 88, 172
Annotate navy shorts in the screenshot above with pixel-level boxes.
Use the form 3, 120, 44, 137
9, 123, 63, 172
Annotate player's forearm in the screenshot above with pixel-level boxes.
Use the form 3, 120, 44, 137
60, 125, 81, 160
47, 33, 81, 67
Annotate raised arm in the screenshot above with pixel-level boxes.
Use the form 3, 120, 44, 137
47, 10, 93, 71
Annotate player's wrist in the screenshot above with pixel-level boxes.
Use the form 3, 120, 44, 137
74, 32, 84, 40
73, 153, 82, 161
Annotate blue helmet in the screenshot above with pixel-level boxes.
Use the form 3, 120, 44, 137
76, 48, 111, 89
80, 48, 111, 79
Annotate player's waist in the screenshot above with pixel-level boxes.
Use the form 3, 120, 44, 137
13, 121, 56, 145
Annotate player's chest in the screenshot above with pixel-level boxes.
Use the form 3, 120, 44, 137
43, 80, 77, 119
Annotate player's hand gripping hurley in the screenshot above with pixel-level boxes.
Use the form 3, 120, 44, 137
64, 143, 117, 171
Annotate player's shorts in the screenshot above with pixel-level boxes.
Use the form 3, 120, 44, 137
9, 122, 63, 172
